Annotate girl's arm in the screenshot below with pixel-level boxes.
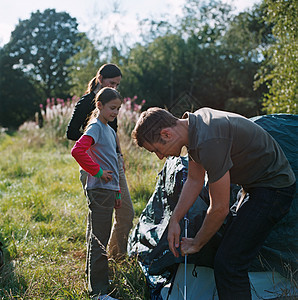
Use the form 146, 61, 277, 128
71, 135, 113, 182
71, 135, 101, 176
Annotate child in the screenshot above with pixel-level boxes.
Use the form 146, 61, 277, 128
71, 87, 122, 300
67, 63, 134, 261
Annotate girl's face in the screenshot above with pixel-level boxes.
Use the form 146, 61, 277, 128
100, 76, 121, 89
97, 98, 122, 124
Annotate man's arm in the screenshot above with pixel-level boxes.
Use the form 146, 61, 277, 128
181, 170, 230, 255
168, 160, 205, 257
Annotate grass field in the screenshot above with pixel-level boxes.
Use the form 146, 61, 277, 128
3, 99, 296, 299
0, 126, 164, 299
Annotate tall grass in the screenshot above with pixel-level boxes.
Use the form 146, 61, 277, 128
0, 96, 164, 299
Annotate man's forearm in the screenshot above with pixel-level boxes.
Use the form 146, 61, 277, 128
192, 171, 230, 251
171, 177, 203, 222
192, 207, 228, 251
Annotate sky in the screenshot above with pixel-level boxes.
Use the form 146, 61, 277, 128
0, 0, 261, 47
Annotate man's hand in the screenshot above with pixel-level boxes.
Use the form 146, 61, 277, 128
181, 237, 199, 256
167, 218, 181, 257
167, 161, 205, 258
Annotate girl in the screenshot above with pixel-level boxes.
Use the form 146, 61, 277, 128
71, 87, 122, 300
67, 63, 134, 261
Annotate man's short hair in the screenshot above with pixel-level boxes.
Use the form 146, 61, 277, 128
131, 107, 178, 147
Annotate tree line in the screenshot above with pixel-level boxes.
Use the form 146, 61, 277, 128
0, 0, 297, 129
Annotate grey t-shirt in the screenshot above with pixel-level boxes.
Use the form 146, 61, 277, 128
84, 118, 119, 191
185, 108, 295, 189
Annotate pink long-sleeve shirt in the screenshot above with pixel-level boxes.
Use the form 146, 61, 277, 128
71, 135, 100, 176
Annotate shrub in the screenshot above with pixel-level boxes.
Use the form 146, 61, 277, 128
118, 96, 146, 137
40, 97, 79, 145
18, 95, 145, 148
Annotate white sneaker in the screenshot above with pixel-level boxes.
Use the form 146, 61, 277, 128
98, 295, 118, 300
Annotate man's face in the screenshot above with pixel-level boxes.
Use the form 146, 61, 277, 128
143, 139, 182, 160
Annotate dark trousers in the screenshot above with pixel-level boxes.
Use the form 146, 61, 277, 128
86, 188, 116, 297
214, 182, 296, 300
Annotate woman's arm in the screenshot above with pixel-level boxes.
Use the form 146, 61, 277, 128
67, 93, 95, 141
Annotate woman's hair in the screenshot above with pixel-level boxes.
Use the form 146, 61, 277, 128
85, 63, 122, 94
85, 88, 122, 129
131, 107, 178, 147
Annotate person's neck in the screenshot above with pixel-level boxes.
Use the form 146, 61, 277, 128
176, 119, 189, 147
98, 114, 108, 125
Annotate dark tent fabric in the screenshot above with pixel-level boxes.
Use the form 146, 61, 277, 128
128, 156, 221, 299
128, 114, 298, 298
249, 114, 298, 277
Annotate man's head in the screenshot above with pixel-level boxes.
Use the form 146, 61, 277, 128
132, 107, 185, 159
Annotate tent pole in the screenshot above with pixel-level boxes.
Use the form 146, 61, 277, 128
184, 214, 189, 300
182, 165, 189, 300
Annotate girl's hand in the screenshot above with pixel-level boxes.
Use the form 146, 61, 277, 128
114, 198, 122, 209
115, 191, 121, 209
101, 170, 113, 183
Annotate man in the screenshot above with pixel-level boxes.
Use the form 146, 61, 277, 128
131, 107, 296, 299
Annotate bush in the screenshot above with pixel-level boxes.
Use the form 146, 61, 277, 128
18, 95, 146, 148
118, 96, 146, 137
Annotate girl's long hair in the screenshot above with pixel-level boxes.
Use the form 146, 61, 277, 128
85, 88, 122, 130
85, 64, 122, 94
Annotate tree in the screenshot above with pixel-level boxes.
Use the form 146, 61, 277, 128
219, 2, 273, 116
0, 48, 42, 128
67, 34, 103, 97
87, 0, 133, 62
121, 0, 244, 114
120, 34, 190, 110
5, 9, 82, 100
255, 0, 297, 114
108, 0, 275, 118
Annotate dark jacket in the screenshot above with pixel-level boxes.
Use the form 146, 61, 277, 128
66, 92, 118, 141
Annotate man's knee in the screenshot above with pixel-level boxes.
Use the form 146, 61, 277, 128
214, 248, 249, 283
214, 250, 231, 280
214, 248, 241, 280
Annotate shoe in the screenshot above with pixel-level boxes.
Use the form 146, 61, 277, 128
98, 295, 118, 300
